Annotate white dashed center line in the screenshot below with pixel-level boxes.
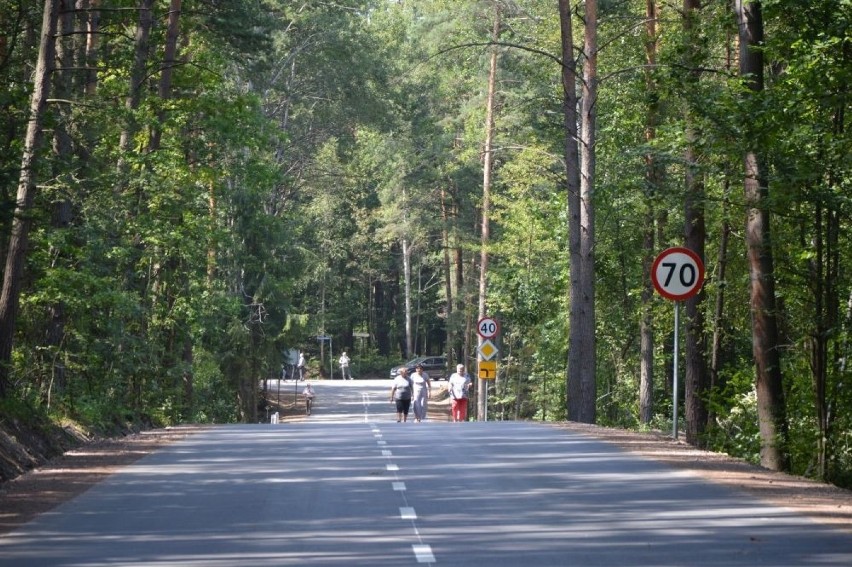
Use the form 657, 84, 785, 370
413, 544, 436, 563
374, 423, 435, 564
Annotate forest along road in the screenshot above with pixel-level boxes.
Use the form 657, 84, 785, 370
0, 380, 849, 566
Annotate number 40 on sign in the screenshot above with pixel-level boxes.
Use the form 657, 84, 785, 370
477, 317, 499, 338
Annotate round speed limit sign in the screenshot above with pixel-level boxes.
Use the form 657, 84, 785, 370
651, 247, 705, 301
477, 317, 500, 339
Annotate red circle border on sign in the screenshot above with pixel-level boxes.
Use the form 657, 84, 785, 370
651, 247, 705, 301
476, 317, 500, 339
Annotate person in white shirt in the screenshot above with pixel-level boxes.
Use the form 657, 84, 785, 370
338, 351, 352, 380
297, 352, 306, 381
447, 364, 471, 422
410, 364, 431, 422
389, 368, 413, 422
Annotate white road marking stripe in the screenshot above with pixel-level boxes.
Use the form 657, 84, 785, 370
372, 420, 435, 564
413, 544, 435, 563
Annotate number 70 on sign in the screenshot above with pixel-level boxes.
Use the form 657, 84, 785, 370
651, 246, 705, 440
651, 247, 705, 301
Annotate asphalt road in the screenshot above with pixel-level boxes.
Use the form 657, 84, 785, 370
1, 380, 849, 566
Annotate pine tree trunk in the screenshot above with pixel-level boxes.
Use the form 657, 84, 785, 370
402, 235, 413, 358
454, 236, 465, 364
565, 0, 598, 423
710, 184, 731, 407
737, 0, 789, 471
477, 8, 500, 421
710, 34, 736, 422
824, 201, 841, 481
45, 0, 78, 403
118, 0, 155, 156
559, 0, 586, 422
639, 0, 660, 424
809, 201, 827, 479
78, 0, 101, 97
441, 187, 455, 367
682, 0, 709, 446
148, 0, 181, 153
373, 278, 391, 357
0, 0, 60, 398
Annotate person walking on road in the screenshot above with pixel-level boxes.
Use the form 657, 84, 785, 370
303, 382, 315, 415
448, 364, 471, 422
338, 351, 352, 380
390, 367, 413, 422
297, 351, 306, 381
410, 364, 431, 422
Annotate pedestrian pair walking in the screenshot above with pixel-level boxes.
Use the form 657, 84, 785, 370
390, 365, 431, 422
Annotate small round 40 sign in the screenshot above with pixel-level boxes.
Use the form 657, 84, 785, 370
651, 247, 705, 301
477, 317, 500, 339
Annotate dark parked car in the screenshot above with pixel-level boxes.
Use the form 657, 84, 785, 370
389, 356, 448, 380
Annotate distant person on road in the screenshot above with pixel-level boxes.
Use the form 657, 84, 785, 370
297, 351, 306, 381
390, 367, 413, 422
303, 382, 315, 415
448, 364, 471, 422
338, 351, 352, 380
410, 364, 431, 423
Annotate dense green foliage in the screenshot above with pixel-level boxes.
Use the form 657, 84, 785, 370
0, 1, 849, 485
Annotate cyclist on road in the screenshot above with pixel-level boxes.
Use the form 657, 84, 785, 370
303, 382, 315, 415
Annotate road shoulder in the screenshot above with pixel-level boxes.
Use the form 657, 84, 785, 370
556, 422, 852, 533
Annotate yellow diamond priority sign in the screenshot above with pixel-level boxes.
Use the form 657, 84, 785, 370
478, 339, 498, 361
